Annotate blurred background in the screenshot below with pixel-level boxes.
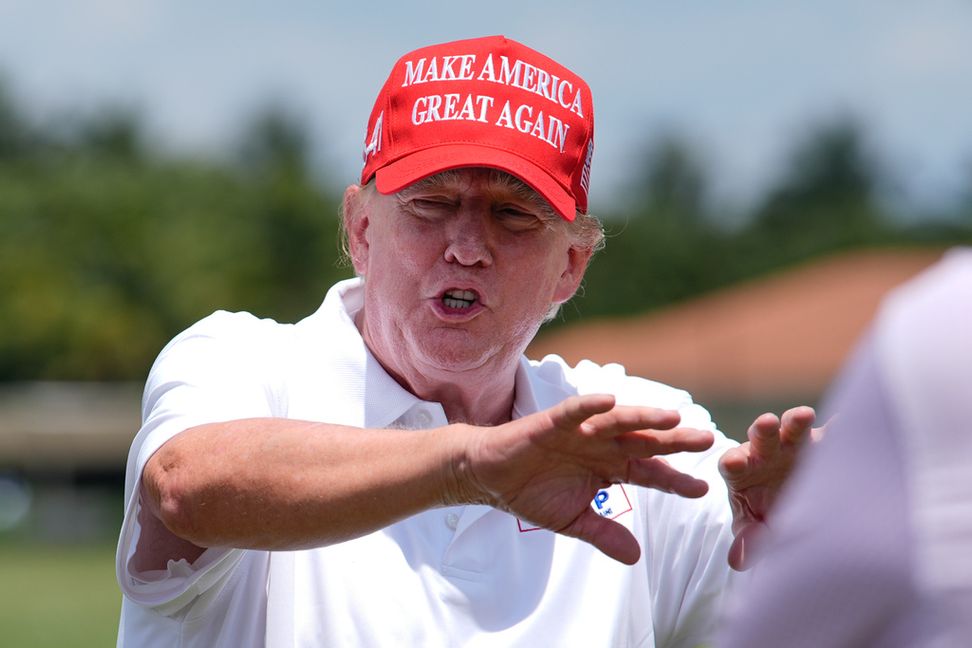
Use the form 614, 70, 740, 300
1, 2, 970, 645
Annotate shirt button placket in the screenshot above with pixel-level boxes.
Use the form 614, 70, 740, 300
445, 512, 459, 531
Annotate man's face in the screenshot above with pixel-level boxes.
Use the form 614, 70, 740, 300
346, 168, 590, 383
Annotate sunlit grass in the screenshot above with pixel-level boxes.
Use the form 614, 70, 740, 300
0, 542, 119, 647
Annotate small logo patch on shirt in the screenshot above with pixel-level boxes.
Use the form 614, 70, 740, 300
590, 484, 633, 519
517, 485, 633, 532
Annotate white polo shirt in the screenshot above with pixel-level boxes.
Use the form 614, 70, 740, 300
116, 278, 737, 648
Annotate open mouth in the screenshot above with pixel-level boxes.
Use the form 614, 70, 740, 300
442, 289, 478, 310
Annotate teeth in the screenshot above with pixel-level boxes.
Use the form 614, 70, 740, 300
443, 290, 477, 309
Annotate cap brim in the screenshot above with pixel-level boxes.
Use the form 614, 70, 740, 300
374, 145, 577, 221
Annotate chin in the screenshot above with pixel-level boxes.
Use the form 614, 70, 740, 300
421, 351, 493, 374
416, 340, 500, 375
412, 328, 526, 375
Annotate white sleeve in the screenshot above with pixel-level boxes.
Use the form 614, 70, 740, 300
643, 404, 738, 648
595, 361, 740, 647
115, 311, 283, 616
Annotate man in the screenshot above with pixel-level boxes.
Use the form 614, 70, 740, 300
719, 248, 972, 648
116, 35, 813, 647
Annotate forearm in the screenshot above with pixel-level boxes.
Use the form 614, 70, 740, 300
143, 418, 472, 550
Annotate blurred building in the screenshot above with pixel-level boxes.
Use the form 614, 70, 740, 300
0, 382, 139, 542
0, 382, 141, 473
529, 247, 945, 438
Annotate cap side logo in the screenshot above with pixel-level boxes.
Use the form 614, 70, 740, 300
362, 110, 384, 164
580, 137, 594, 195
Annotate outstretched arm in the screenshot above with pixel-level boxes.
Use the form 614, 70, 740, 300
139, 393, 715, 570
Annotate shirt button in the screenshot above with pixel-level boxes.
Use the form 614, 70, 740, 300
445, 513, 459, 530
415, 409, 433, 426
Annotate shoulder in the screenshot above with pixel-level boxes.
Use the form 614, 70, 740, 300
144, 310, 295, 409
523, 354, 733, 473
526, 353, 698, 412
155, 310, 293, 366
170, 309, 288, 346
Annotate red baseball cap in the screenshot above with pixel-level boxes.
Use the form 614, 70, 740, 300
360, 35, 594, 221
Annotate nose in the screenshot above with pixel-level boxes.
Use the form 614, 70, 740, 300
443, 204, 493, 267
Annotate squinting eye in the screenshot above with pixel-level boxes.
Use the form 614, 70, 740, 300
412, 199, 450, 209
408, 198, 454, 217
496, 207, 541, 227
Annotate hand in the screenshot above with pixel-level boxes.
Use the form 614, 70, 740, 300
719, 406, 817, 571
457, 393, 715, 565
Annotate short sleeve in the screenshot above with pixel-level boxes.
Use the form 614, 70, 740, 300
116, 311, 285, 616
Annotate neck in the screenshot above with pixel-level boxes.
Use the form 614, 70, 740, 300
392, 366, 517, 426
355, 312, 521, 426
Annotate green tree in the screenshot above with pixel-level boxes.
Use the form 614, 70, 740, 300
0, 89, 347, 381
744, 115, 890, 263
564, 134, 724, 324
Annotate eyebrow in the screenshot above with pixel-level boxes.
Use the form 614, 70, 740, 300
400, 170, 559, 222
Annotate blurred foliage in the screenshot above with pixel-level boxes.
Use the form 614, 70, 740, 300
0, 87, 348, 380
565, 118, 972, 325
0, 81, 970, 380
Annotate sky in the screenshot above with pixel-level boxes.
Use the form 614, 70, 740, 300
1, 1, 970, 214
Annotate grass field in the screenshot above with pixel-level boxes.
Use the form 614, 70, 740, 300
0, 542, 120, 647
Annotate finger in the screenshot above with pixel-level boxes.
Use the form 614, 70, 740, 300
627, 457, 710, 498
718, 444, 750, 479
555, 394, 617, 431
779, 406, 816, 447
747, 412, 781, 458
582, 406, 682, 438
563, 507, 642, 565
615, 426, 714, 457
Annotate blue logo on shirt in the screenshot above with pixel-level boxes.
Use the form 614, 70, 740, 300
589, 485, 632, 520
593, 490, 613, 516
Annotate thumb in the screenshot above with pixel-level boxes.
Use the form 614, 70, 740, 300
563, 507, 641, 565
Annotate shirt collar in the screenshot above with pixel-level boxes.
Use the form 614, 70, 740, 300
512, 357, 542, 420
296, 278, 424, 429
308, 277, 548, 428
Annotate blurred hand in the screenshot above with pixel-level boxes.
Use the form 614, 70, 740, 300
456, 393, 715, 564
719, 406, 818, 570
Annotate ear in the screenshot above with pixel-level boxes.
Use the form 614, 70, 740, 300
343, 185, 371, 276
552, 244, 594, 305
